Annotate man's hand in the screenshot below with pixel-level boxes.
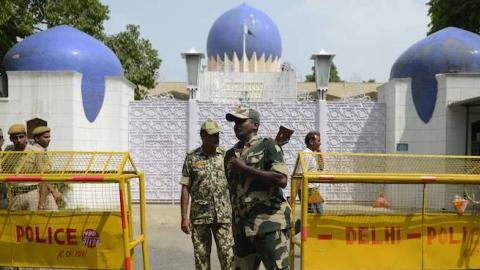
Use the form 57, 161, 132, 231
181, 217, 191, 234
50, 188, 64, 203
231, 158, 247, 171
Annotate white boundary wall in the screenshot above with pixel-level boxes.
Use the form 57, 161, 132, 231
129, 99, 385, 202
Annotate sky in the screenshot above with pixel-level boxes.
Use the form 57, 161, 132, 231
101, 0, 430, 83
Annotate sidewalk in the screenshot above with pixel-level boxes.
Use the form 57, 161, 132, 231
132, 204, 300, 269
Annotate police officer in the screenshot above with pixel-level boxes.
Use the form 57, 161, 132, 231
224, 107, 291, 270
4, 123, 51, 211
31, 126, 63, 210
180, 119, 234, 270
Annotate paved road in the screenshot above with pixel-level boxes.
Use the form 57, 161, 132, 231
132, 204, 300, 270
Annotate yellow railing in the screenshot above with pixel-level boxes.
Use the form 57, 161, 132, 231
290, 152, 480, 270
0, 151, 148, 270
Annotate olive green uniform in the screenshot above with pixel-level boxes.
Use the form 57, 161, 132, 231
181, 146, 234, 270
225, 136, 291, 270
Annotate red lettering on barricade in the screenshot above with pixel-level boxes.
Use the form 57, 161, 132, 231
371, 227, 383, 244
67, 228, 77, 245
346, 227, 356, 245
16, 226, 23, 242
35, 227, 46, 243
438, 227, 448, 244
14, 225, 80, 245
427, 226, 480, 245
449, 227, 460, 244
345, 226, 400, 245
358, 227, 369, 244
427, 227, 436, 245
55, 228, 65, 244
385, 226, 398, 244
26, 226, 33, 241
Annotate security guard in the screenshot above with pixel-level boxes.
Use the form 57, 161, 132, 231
224, 107, 291, 270
31, 126, 62, 209
3, 123, 53, 210
180, 119, 234, 270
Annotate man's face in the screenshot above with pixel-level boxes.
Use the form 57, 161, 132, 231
10, 133, 27, 151
310, 134, 321, 151
201, 131, 219, 150
234, 118, 257, 141
35, 132, 51, 148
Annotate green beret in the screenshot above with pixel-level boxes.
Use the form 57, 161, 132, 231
8, 123, 26, 135
32, 126, 50, 136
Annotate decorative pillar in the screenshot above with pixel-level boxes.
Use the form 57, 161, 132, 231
311, 50, 335, 151
181, 48, 204, 151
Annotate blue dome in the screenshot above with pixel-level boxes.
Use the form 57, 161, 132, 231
207, 3, 281, 61
2, 25, 124, 123
390, 27, 480, 123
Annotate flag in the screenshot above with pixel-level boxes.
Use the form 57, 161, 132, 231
244, 24, 255, 37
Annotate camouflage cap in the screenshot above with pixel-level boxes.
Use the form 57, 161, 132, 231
201, 119, 220, 135
226, 106, 260, 123
8, 123, 26, 135
32, 126, 50, 136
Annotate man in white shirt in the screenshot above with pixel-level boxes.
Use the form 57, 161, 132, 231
302, 131, 324, 213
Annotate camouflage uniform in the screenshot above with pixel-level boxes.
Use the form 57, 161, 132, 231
225, 136, 291, 270
181, 146, 234, 270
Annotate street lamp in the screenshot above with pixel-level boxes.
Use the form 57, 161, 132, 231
311, 49, 335, 100
181, 48, 204, 99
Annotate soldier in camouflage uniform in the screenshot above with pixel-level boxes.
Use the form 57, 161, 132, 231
224, 107, 291, 270
180, 119, 234, 270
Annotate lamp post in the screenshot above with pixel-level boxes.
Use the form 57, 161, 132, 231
181, 48, 204, 99
311, 49, 335, 151
181, 48, 204, 150
311, 49, 335, 100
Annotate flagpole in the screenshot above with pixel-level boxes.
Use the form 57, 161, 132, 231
242, 23, 247, 72
242, 23, 247, 101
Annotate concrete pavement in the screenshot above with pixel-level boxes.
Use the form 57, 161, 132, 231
132, 204, 300, 270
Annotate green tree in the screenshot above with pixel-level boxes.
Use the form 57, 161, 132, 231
0, 0, 109, 59
104, 25, 161, 100
427, 0, 480, 34
305, 62, 341, 83
0, 0, 161, 100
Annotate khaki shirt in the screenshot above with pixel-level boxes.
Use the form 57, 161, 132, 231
224, 136, 291, 236
180, 147, 232, 225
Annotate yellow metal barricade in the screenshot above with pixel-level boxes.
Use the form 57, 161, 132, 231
290, 152, 480, 270
0, 151, 148, 270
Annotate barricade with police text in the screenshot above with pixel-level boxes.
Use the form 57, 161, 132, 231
0, 151, 148, 270
290, 152, 480, 270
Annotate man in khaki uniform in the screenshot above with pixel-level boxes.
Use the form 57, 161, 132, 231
31, 126, 63, 209
180, 119, 234, 270
3, 124, 56, 211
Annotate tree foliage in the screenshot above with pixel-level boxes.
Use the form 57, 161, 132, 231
104, 25, 161, 100
427, 0, 480, 35
0, 0, 161, 99
305, 62, 341, 83
0, 0, 109, 59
